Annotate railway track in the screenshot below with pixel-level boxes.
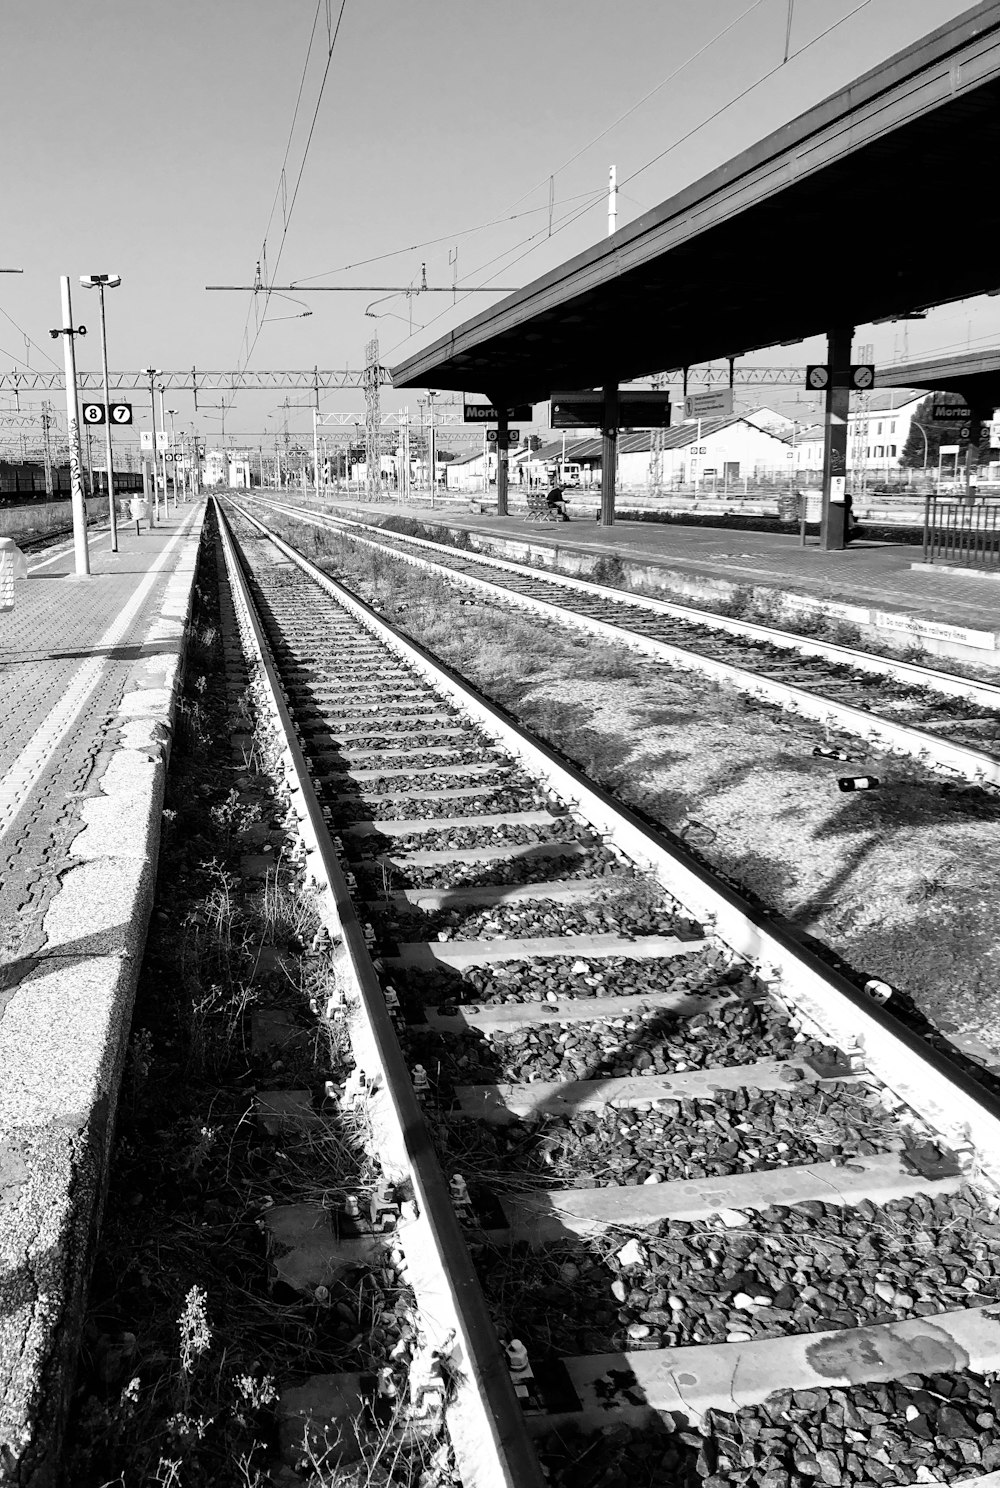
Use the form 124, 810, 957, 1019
217, 495, 1000, 1488
249, 496, 1000, 790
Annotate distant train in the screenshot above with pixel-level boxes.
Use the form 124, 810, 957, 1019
0, 461, 146, 503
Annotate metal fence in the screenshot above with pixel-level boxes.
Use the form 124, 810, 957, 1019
922, 496, 1000, 569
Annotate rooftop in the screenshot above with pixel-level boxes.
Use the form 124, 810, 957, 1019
392, 2, 1000, 402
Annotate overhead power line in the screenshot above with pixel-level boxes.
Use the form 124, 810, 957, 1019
383, 0, 876, 358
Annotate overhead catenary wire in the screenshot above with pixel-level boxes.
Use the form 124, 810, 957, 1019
289, 192, 607, 284
225, 0, 348, 427
383, 0, 876, 358
0, 303, 63, 372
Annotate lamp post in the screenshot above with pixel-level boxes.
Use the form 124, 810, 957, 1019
49, 277, 90, 575
79, 273, 121, 551
167, 409, 178, 504
157, 385, 170, 508
140, 368, 161, 520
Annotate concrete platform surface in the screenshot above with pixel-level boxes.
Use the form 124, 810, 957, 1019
308, 495, 1000, 665
0, 503, 204, 1486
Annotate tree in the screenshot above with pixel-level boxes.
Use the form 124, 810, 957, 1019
900, 392, 992, 470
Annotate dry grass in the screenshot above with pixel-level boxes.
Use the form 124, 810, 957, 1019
263, 510, 1000, 1045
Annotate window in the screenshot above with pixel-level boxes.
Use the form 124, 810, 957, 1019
890, 420, 896, 433
874, 445, 884, 458
876, 421, 883, 435
889, 445, 897, 457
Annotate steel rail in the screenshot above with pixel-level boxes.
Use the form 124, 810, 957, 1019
249, 496, 1000, 789
224, 496, 1000, 1186
211, 498, 546, 1488
260, 497, 1000, 709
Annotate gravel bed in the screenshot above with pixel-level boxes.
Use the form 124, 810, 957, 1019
338, 768, 517, 795
470, 1189, 998, 1353
322, 748, 504, 773
331, 784, 541, 822
302, 701, 448, 723
535, 1369, 1000, 1487
405, 998, 797, 1087
360, 820, 579, 853
309, 728, 475, 751
356, 845, 627, 891
437, 1080, 897, 1188
391, 949, 737, 1010
376, 891, 701, 945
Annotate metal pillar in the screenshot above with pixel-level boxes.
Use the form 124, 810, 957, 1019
496, 406, 509, 516
59, 276, 90, 575
600, 382, 619, 527
819, 326, 853, 552
313, 407, 320, 498
965, 405, 988, 494
364, 335, 381, 502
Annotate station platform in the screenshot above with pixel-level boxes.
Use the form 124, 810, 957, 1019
0, 503, 204, 1483
324, 496, 1000, 668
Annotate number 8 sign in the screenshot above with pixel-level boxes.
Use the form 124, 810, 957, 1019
81, 402, 106, 424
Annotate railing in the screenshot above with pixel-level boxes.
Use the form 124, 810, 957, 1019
923, 495, 1000, 569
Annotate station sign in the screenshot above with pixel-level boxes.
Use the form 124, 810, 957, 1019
139, 430, 154, 450
464, 402, 533, 423
550, 390, 672, 429
805, 365, 875, 391
156, 431, 169, 450
486, 429, 520, 445
683, 389, 733, 420
932, 401, 973, 422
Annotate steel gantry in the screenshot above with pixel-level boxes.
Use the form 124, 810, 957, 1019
0, 367, 393, 400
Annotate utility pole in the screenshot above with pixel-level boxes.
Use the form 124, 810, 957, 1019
41, 401, 54, 497
608, 164, 617, 236
427, 391, 438, 509
52, 277, 90, 575
363, 334, 383, 502
313, 407, 320, 498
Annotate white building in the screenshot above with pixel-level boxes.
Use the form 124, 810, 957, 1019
531, 415, 792, 489
848, 389, 925, 477
445, 450, 498, 491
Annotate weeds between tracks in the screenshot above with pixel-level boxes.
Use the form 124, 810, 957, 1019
60, 531, 431, 1488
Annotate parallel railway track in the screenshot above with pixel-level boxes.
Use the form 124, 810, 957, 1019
247, 496, 1000, 790
217, 496, 1000, 1488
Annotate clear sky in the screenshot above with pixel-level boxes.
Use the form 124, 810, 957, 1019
0, 0, 987, 448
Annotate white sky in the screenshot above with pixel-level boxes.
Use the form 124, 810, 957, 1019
0, 0, 988, 447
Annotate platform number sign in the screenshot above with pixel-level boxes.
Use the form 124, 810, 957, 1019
81, 402, 133, 424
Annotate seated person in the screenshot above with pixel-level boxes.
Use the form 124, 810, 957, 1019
545, 484, 569, 521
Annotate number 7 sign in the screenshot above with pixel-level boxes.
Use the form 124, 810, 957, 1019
110, 403, 133, 424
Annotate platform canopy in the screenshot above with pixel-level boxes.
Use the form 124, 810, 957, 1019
877, 350, 1000, 412
392, 1, 1000, 403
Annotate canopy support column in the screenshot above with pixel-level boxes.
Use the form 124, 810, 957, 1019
496, 405, 509, 516
820, 325, 853, 552
600, 382, 618, 527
